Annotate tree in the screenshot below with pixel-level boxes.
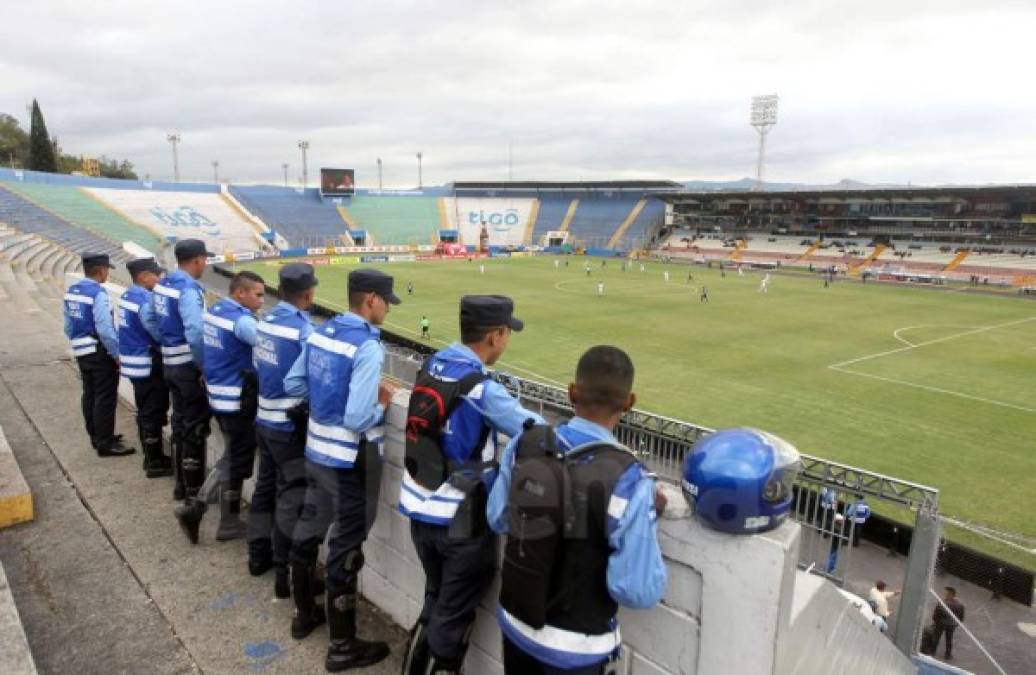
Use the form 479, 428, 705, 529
0, 113, 29, 168
27, 99, 57, 172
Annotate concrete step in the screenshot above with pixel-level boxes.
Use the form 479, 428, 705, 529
0, 425, 33, 530
0, 234, 33, 255
22, 242, 54, 276
0, 563, 38, 674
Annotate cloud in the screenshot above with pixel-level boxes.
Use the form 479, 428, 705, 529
1, 0, 1034, 186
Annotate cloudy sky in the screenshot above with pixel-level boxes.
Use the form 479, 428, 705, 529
2, 0, 1034, 187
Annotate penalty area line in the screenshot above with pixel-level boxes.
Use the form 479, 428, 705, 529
828, 365, 1036, 414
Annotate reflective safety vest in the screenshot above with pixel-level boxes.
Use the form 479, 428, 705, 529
847, 500, 871, 524
254, 305, 311, 431
117, 285, 159, 379
304, 317, 384, 469
154, 271, 202, 367
202, 299, 255, 414
64, 279, 107, 358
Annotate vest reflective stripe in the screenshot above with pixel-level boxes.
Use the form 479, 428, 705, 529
64, 293, 95, 305
71, 336, 98, 347
203, 312, 235, 331
72, 343, 97, 356
256, 321, 300, 340
606, 494, 629, 521
398, 471, 466, 524
497, 607, 620, 667
207, 384, 243, 396
307, 331, 357, 357
118, 299, 140, 312
120, 366, 151, 378
162, 344, 190, 355
119, 354, 153, 365
153, 284, 181, 299
256, 409, 289, 424
258, 396, 303, 410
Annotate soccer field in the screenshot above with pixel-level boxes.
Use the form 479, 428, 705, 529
238, 256, 1036, 549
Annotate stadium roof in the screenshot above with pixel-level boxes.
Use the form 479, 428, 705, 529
451, 180, 682, 192
654, 185, 1036, 202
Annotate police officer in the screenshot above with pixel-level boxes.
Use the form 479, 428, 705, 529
487, 346, 667, 675
118, 257, 173, 477
846, 494, 871, 547
64, 252, 135, 457
246, 263, 318, 597
400, 296, 544, 674
153, 239, 209, 502
176, 270, 265, 544
284, 268, 399, 672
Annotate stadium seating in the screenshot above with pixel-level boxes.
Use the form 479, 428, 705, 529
1, 181, 162, 250
341, 194, 440, 245
229, 186, 352, 246
85, 187, 265, 254
529, 197, 577, 245
0, 186, 129, 263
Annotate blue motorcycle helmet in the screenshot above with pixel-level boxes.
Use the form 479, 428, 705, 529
681, 428, 802, 534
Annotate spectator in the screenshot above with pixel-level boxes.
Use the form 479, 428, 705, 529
868, 581, 899, 633
930, 586, 965, 661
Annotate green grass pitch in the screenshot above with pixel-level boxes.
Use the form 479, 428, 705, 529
237, 256, 1036, 560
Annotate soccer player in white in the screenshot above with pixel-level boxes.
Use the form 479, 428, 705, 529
479, 263, 485, 274
554, 259, 560, 269
640, 264, 645, 273
738, 265, 744, 276
759, 273, 770, 293
664, 271, 670, 283
597, 281, 604, 296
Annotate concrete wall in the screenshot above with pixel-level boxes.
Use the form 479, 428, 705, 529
363, 392, 811, 675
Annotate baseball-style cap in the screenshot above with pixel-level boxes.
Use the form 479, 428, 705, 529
460, 295, 524, 331
348, 269, 400, 305
280, 262, 319, 293
126, 257, 163, 276
81, 252, 115, 268
174, 238, 208, 260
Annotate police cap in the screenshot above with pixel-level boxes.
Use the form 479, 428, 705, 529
81, 252, 115, 269
348, 268, 400, 305
280, 262, 318, 293
126, 257, 163, 276
174, 238, 208, 260
460, 295, 524, 332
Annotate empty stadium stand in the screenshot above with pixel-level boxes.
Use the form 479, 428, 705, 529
86, 187, 267, 254
530, 197, 578, 245
1, 181, 162, 250
341, 194, 441, 245
229, 186, 353, 246
0, 187, 129, 264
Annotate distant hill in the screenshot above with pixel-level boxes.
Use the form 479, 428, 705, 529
679, 177, 909, 192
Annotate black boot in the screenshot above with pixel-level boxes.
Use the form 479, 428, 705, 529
274, 566, 290, 599
171, 435, 185, 500
97, 437, 136, 457
215, 482, 246, 541
248, 539, 274, 577
142, 427, 173, 478
174, 491, 207, 545
325, 590, 389, 671
290, 563, 326, 640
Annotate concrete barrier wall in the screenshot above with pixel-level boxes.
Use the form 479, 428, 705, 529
363, 392, 806, 675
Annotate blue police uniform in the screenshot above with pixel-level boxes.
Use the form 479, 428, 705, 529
118, 268, 172, 476
846, 497, 871, 547
400, 338, 544, 672
488, 418, 667, 673
195, 295, 259, 541
245, 298, 315, 583
283, 268, 399, 671
64, 269, 125, 454
153, 266, 209, 499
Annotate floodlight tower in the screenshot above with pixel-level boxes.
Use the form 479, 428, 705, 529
377, 157, 383, 191
750, 94, 779, 191
416, 152, 423, 189
298, 140, 310, 188
211, 160, 219, 184
167, 132, 181, 182
282, 163, 289, 187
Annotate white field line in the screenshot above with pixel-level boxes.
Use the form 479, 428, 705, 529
828, 365, 1036, 413
891, 324, 975, 348
829, 316, 1036, 369
828, 315, 1036, 413
891, 326, 920, 347
316, 297, 567, 387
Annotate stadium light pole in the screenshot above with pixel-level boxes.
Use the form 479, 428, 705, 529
211, 160, 219, 184
377, 157, 383, 191
298, 140, 310, 188
416, 152, 423, 189
282, 163, 289, 188
167, 132, 181, 182
750, 94, 778, 192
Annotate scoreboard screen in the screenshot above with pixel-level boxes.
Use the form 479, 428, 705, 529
320, 168, 355, 196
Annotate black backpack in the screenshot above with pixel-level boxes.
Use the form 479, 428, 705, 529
499, 423, 636, 630
404, 361, 487, 491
